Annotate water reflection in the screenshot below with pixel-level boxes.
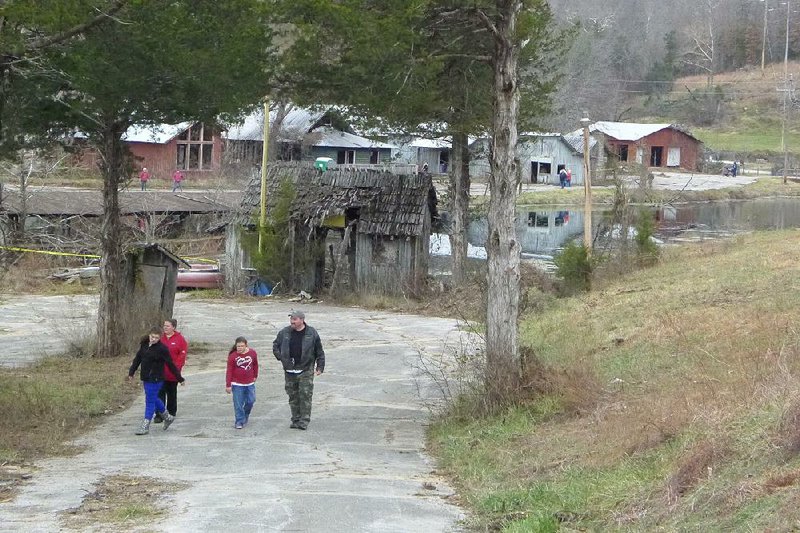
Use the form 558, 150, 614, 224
466, 197, 800, 258
469, 209, 586, 258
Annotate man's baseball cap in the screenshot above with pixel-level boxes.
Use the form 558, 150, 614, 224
289, 310, 305, 319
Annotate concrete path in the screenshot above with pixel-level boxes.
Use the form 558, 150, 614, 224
0, 296, 466, 532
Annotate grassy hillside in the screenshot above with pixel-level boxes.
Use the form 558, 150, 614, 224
429, 231, 800, 531
632, 63, 800, 156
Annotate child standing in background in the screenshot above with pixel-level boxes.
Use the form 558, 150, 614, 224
226, 337, 258, 429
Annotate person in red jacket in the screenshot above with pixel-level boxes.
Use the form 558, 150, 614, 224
154, 318, 188, 423
139, 167, 150, 191
226, 337, 258, 429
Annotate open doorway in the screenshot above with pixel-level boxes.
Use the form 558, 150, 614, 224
439, 151, 449, 173
530, 161, 539, 183
650, 146, 663, 167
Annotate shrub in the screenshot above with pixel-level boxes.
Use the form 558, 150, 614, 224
554, 241, 592, 294
634, 208, 660, 266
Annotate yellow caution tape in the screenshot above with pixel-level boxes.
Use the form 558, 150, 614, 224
0, 246, 218, 265
182, 257, 219, 265
0, 245, 100, 258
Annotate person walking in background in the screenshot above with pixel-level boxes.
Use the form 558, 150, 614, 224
566, 168, 572, 187
139, 167, 151, 191
153, 318, 188, 424
171, 169, 184, 192
128, 327, 185, 435
226, 337, 258, 429
558, 167, 568, 189
273, 310, 325, 430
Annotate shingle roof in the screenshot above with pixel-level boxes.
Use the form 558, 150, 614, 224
240, 165, 432, 237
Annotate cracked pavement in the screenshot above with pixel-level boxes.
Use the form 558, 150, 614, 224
0, 295, 467, 532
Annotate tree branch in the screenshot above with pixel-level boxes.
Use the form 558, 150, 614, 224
27, 0, 128, 53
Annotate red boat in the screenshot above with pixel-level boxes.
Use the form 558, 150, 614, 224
177, 263, 224, 289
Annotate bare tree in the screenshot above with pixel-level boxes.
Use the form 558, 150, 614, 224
483, 0, 524, 404
684, 0, 721, 87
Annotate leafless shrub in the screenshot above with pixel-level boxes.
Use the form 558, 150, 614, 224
45, 296, 97, 358
410, 321, 487, 417
519, 346, 602, 415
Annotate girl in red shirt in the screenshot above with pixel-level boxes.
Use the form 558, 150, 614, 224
225, 337, 258, 429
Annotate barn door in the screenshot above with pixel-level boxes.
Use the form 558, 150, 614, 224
667, 147, 681, 167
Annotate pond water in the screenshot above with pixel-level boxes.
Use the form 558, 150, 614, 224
462, 197, 800, 261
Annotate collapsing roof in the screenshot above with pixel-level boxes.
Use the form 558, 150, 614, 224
240, 166, 435, 237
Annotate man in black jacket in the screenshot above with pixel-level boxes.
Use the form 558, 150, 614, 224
273, 310, 325, 430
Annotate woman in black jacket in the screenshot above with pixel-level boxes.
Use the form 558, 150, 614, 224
128, 327, 186, 435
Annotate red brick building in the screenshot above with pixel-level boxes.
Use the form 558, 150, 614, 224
74, 122, 223, 183
590, 121, 702, 171
125, 122, 223, 180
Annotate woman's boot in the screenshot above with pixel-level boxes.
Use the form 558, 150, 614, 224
134, 418, 151, 435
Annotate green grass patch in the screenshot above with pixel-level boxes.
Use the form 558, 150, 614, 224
694, 127, 800, 154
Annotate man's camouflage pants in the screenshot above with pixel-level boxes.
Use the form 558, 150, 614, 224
284, 370, 314, 425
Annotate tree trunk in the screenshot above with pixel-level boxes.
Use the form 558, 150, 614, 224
448, 131, 470, 285
95, 119, 128, 357
485, 0, 522, 405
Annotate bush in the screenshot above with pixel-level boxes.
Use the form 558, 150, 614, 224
634, 208, 660, 266
554, 241, 592, 294
240, 180, 322, 292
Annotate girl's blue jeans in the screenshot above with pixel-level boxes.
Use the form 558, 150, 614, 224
231, 384, 256, 425
143, 381, 166, 420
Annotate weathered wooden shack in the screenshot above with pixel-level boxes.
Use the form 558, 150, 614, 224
228, 165, 436, 296
120, 243, 188, 348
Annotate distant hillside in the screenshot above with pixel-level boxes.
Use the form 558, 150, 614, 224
628, 62, 800, 158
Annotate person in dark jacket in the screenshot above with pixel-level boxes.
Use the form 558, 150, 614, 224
272, 310, 325, 430
128, 327, 185, 435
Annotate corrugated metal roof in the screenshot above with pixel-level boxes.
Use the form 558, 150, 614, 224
409, 137, 451, 149
562, 132, 599, 155
589, 121, 671, 141
311, 128, 394, 150
225, 106, 327, 141
123, 122, 194, 144
1, 188, 239, 216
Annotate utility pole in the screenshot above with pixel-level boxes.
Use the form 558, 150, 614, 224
259, 98, 270, 250
762, 0, 769, 73
581, 116, 592, 253
782, 0, 791, 184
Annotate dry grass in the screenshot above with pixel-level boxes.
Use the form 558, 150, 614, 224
60, 474, 188, 530
0, 253, 98, 295
667, 439, 730, 504
431, 230, 800, 531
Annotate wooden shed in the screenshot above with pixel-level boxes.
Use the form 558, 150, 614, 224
120, 243, 188, 348
229, 165, 436, 296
